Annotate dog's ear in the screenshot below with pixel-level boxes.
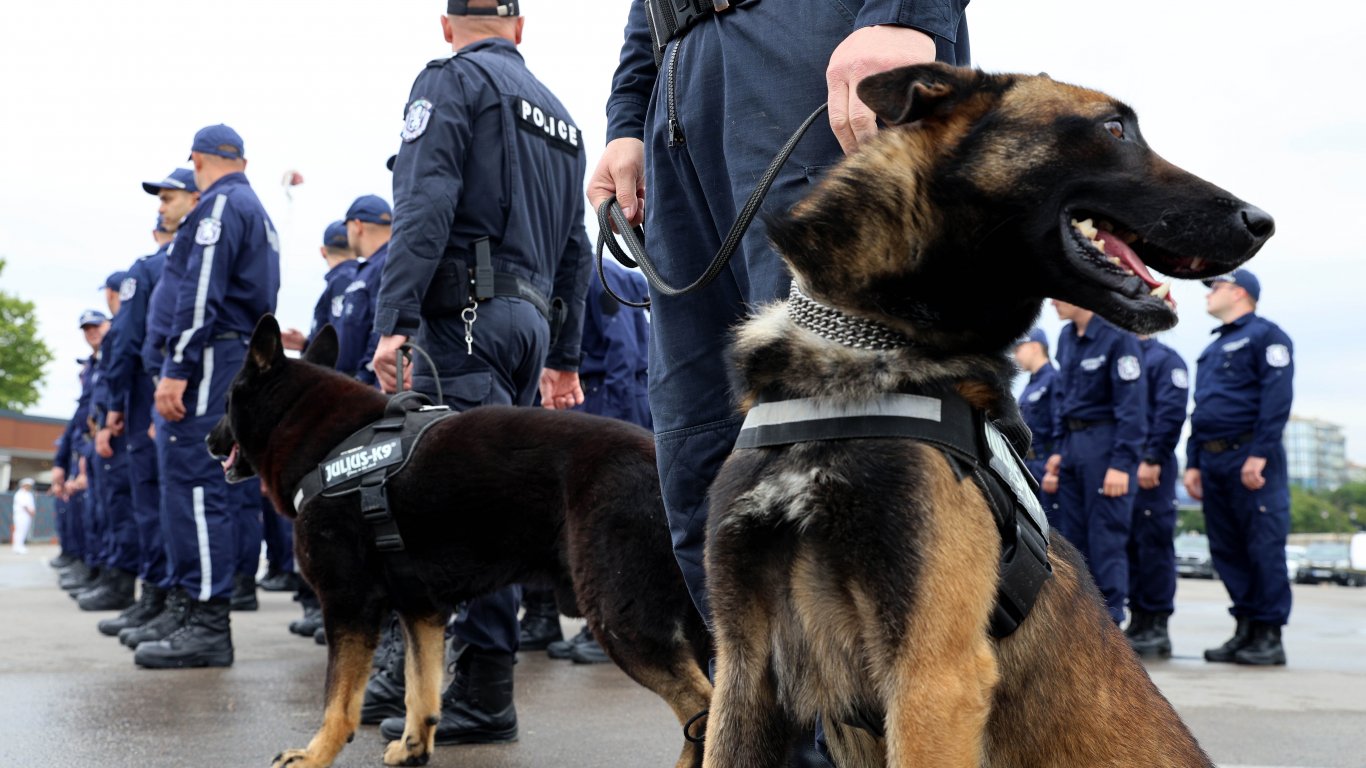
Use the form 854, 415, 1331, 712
858, 63, 982, 126
248, 314, 286, 372
303, 324, 339, 368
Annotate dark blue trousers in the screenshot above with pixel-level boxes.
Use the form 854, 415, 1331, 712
1198, 444, 1292, 626
82, 449, 108, 568
127, 373, 169, 586
415, 297, 548, 655
262, 493, 294, 573
235, 481, 263, 578
55, 495, 82, 559
1128, 454, 1178, 614
93, 433, 140, 574
1057, 425, 1136, 623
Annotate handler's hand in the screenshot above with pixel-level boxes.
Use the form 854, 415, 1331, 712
107, 411, 125, 437
155, 377, 188, 422
281, 328, 308, 352
371, 334, 411, 394
539, 369, 584, 411
827, 25, 937, 154
1045, 453, 1062, 475
95, 428, 114, 459
1138, 461, 1161, 490
1184, 468, 1203, 500
1241, 455, 1268, 491
587, 137, 646, 229
1101, 468, 1130, 497
1041, 471, 1059, 495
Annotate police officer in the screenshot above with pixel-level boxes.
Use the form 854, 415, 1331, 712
369, 1, 592, 747
1184, 269, 1293, 666
138, 124, 280, 669
1046, 300, 1147, 624
53, 310, 108, 593
337, 195, 393, 381
1013, 327, 1061, 528
281, 220, 360, 355
1125, 334, 1188, 657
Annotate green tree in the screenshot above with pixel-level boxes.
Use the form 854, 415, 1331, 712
0, 258, 54, 410
1290, 485, 1357, 533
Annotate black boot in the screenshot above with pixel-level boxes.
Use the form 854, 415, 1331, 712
78, 568, 137, 611
1129, 612, 1173, 658
518, 589, 563, 651
134, 598, 234, 668
380, 649, 518, 745
569, 629, 612, 665
59, 562, 97, 591
1204, 616, 1253, 663
360, 615, 407, 724
1234, 622, 1286, 666
289, 595, 323, 637
1123, 609, 1151, 639
49, 552, 77, 569
120, 589, 190, 648
258, 570, 301, 592
230, 572, 258, 611
99, 583, 168, 636
548, 625, 591, 660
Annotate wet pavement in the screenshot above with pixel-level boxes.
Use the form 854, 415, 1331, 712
3, 543, 1364, 768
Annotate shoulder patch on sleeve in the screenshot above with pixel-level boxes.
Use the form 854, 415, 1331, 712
118, 277, 137, 301
1117, 355, 1141, 381
1266, 344, 1291, 368
401, 99, 434, 143
195, 217, 222, 246
1171, 368, 1189, 389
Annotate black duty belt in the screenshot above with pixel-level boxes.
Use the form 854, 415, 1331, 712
645, 0, 754, 65
1066, 418, 1114, 433
735, 389, 1053, 639
1201, 432, 1255, 454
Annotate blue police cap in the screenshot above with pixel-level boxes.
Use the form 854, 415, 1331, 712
78, 309, 108, 328
1202, 268, 1261, 301
323, 220, 350, 250
103, 271, 129, 292
189, 124, 245, 161
1015, 327, 1049, 350
142, 167, 199, 196
345, 195, 393, 225
448, 0, 519, 16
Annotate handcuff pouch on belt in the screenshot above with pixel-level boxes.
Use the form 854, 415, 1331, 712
734, 387, 1053, 640
292, 391, 456, 554
421, 237, 561, 340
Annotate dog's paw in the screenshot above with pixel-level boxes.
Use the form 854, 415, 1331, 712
382, 738, 430, 767
271, 749, 326, 768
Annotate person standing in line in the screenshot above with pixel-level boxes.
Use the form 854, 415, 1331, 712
1013, 327, 1062, 529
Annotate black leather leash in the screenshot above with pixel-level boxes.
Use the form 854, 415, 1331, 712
396, 342, 442, 405
595, 103, 830, 309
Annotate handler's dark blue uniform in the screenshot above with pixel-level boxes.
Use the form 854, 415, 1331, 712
91, 331, 139, 578
377, 38, 592, 655
1018, 360, 1061, 527
608, 0, 971, 624
1188, 313, 1294, 626
1054, 315, 1147, 623
159, 172, 279, 603
104, 249, 171, 589
575, 261, 650, 429
310, 223, 360, 347
1128, 337, 1188, 616
339, 243, 388, 383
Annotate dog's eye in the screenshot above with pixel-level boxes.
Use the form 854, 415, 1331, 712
1104, 120, 1125, 140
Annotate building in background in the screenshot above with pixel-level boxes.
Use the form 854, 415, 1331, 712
1284, 416, 1347, 491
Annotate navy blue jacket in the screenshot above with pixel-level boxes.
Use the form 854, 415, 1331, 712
1018, 362, 1061, 458
606, 0, 972, 142
142, 242, 178, 376
309, 259, 360, 344
579, 262, 650, 392
1187, 313, 1294, 468
1054, 315, 1148, 473
377, 38, 592, 371
163, 172, 280, 381
1137, 337, 1188, 465
338, 244, 388, 383
53, 358, 97, 474
89, 333, 115, 428
103, 249, 166, 413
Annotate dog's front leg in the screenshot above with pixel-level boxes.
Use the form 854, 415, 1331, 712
382, 613, 447, 767
702, 621, 792, 768
272, 617, 381, 768
882, 632, 997, 768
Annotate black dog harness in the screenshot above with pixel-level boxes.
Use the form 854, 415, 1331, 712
292, 392, 456, 552
735, 388, 1053, 639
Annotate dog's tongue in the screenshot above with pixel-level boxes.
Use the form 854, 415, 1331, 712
223, 444, 238, 472
1097, 230, 1161, 289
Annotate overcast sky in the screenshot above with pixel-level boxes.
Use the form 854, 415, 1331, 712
2, 1, 1363, 461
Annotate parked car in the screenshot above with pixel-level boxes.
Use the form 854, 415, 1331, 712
1175, 534, 1217, 579
1297, 542, 1359, 586
1285, 544, 1307, 583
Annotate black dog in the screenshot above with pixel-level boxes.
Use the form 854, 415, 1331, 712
207, 318, 710, 768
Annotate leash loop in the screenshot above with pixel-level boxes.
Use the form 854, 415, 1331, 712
396, 342, 443, 406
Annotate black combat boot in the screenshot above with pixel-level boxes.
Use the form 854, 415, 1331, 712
120, 589, 190, 648
1204, 616, 1253, 663
289, 598, 323, 638
1234, 622, 1286, 666
59, 562, 96, 591
78, 567, 137, 611
547, 625, 591, 660
518, 588, 563, 651
99, 583, 168, 636
258, 569, 301, 592
569, 630, 612, 665
49, 552, 77, 569
380, 649, 517, 745
64, 565, 104, 595
134, 598, 234, 668
360, 615, 407, 724
230, 572, 258, 611
1124, 609, 1151, 639
1129, 612, 1173, 658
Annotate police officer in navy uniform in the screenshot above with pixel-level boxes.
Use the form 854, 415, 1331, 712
139, 124, 280, 669
1013, 327, 1061, 528
282, 220, 361, 355
369, 1, 592, 747
1184, 269, 1293, 666
1125, 334, 1188, 657
54, 310, 109, 593
1046, 299, 1147, 625
337, 195, 394, 382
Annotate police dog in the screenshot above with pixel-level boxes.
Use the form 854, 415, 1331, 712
207, 319, 711, 768
702, 64, 1273, 767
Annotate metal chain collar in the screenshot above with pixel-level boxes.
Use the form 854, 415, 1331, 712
786, 282, 915, 351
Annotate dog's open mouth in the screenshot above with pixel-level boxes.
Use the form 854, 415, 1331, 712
220, 443, 242, 481
1065, 215, 1185, 311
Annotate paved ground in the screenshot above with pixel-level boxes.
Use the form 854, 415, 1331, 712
2, 542, 1364, 768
